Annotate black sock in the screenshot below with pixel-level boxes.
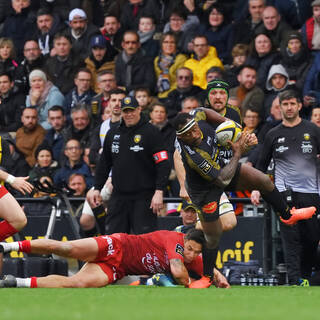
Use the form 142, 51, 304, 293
92, 205, 107, 234
261, 187, 291, 220
202, 246, 218, 280
80, 226, 98, 238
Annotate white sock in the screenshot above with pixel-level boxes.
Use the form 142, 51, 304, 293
16, 278, 31, 288
0, 242, 19, 253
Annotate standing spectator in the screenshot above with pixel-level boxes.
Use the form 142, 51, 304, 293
90, 70, 117, 125
198, 3, 234, 64
43, 105, 67, 162
87, 96, 170, 235
85, 35, 117, 93
100, 15, 123, 52
184, 35, 223, 90
115, 30, 156, 95
154, 32, 187, 100
44, 32, 86, 95
134, 87, 154, 117
0, 0, 35, 61
0, 72, 25, 133
25, 69, 65, 130
0, 37, 18, 77
54, 138, 93, 189
138, 15, 159, 59
14, 40, 47, 95
16, 107, 46, 168
254, 6, 292, 50
230, 65, 264, 117
301, 0, 320, 51
64, 68, 96, 121
181, 96, 200, 113
165, 67, 203, 118
233, 0, 265, 46
245, 32, 280, 89
252, 89, 320, 286
65, 8, 100, 60
33, 8, 65, 56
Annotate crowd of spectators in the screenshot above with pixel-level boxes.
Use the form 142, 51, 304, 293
0, 0, 319, 226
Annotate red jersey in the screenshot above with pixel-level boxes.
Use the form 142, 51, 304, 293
94, 230, 203, 283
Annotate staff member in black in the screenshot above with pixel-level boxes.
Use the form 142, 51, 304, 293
252, 89, 320, 286
87, 96, 170, 235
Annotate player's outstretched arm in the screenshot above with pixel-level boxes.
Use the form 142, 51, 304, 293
169, 258, 190, 287
0, 170, 33, 195
173, 150, 190, 201
200, 107, 226, 125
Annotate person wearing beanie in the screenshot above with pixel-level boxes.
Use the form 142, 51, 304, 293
25, 69, 65, 130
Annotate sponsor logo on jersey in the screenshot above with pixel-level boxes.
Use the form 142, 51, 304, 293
278, 137, 285, 143
202, 201, 218, 214
130, 145, 144, 152
199, 160, 212, 174
111, 143, 119, 153
114, 134, 120, 140
301, 141, 313, 153
175, 244, 184, 257
142, 253, 165, 273
207, 136, 212, 145
134, 134, 141, 143
185, 145, 195, 155
275, 145, 288, 153
303, 133, 310, 141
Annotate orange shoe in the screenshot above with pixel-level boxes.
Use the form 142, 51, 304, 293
188, 276, 212, 289
129, 280, 141, 286
280, 206, 316, 226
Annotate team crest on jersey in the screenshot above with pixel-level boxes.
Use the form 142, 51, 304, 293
278, 137, 285, 143
175, 244, 184, 257
199, 160, 212, 174
202, 201, 218, 214
303, 133, 310, 141
134, 134, 141, 143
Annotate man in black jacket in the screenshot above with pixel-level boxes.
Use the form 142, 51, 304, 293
87, 96, 170, 235
115, 30, 155, 95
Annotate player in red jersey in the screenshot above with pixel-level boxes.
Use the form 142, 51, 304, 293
0, 229, 207, 288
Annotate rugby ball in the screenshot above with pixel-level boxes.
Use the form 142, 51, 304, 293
215, 120, 242, 146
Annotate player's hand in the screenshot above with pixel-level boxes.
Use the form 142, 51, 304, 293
228, 132, 250, 156
150, 190, 164, 215
251, 190, 261, 206
179, 186, 190, 202
213, 271, 230, 289
247, 133, 258, 147
87, 189, 102, 207
11, 176, 33, 195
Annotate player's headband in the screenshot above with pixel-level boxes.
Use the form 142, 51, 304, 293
176, 118, 196, 135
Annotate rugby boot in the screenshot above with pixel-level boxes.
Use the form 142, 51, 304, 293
188, 276, 212, 289
280, 206, 316, 226
0, 275, 17, 288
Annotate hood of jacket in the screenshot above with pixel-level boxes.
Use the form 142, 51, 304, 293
266, 64, 289, 91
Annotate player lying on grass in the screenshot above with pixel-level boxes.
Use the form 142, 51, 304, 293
0, 229, 225, 288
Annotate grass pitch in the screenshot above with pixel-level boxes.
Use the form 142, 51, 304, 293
1, 285, 320, 320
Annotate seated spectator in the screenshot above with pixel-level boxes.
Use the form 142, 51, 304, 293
16, 107, 46, 168
134, 87, 154, 118
43, 105, 67, 162
0, 72, 25, 133
229, 65, 264, 117
61, 104, 93, 150
224, 43, 250, 88
85, 35, 117, 93
138, 15, 160, 58
165, 67, 203, 118
154, 32, 188, 100
64, 68, 96, 121
254, 6, 292, 50
28, 143, 58, 185
174, 200, 198, 233
198, 3, 234, 64
33, 8, 65, 56
184, 35, 223, 90
163, 8, 199, 54
44, 32, 86, 95
54, 138, 93, 189
245, 32, 280, 89
0, 0, 35, 61
0, 37, 18, 77
115, 30, 156, 95
90, 70, 117, 125
311, 105, 320, 127
14, 39, 47, 95
280, 31, 314, 92
68, 173, 87, 197
25, 69, 65, 130
301, 0, 320, 52
181, 96, 200, 113
100, 14, 123, 52
65, 8, 100, 60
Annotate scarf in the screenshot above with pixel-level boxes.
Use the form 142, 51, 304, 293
138, 29, 155, 44
29, 81, 53, 107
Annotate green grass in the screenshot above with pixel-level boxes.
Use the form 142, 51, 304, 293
1, 286, 320, 320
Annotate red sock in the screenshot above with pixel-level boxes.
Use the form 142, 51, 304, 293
30, 277, 38, 288
18, 240, 31, 253
0, 220, 18, 241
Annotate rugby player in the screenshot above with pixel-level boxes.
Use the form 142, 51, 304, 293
0, 229, 210, 288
